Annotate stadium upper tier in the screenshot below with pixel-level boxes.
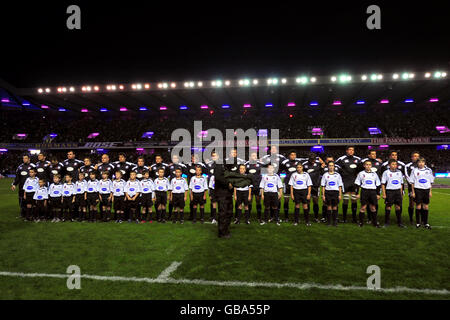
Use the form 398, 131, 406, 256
0, 72, 449, 143
0, 105, 449, 143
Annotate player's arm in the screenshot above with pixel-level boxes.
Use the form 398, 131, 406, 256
338, 186, 342, 201
233, 187, 237, 201
290, 185, 294, 201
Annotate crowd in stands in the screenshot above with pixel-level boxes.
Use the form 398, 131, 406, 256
0, 104, 448, 143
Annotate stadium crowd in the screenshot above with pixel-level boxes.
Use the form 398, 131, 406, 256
0, 104, 449, 143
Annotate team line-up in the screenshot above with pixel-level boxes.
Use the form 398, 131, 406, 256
11, 146, 435, 229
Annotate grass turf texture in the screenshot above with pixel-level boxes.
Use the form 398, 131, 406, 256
0, 178, 449, 300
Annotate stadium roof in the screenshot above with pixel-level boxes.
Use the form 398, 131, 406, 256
1, 71, 449, 115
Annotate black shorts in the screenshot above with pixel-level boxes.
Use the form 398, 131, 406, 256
35, 199, 47, 210
385, 189, 403, 206
236, 190, 250, 206
293, 189, 308, 204
99, 193, 111, 206
24, 192, 35, 205
192, 192, 206, 205
343, 180, 356, 193
140, 193, 153, 207
86, 192, 99, 206
324, 190, 340, 206
414, 188, 430, 205
113, 196, 125, 211
62, 196, 74, 210
155, 191, 168, 207
172, 193, 185, 209
127, 198, 139, 209
209, 189, 217, 202
75, 194, 87, 207
263, 192, 279, 208
360, 189, 378, 206
48, 197, 62, 209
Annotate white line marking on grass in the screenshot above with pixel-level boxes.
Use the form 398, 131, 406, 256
156, 261, 182, 281
0, 262, 449, 296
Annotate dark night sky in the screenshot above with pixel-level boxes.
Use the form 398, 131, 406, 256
1, 1, 449, 88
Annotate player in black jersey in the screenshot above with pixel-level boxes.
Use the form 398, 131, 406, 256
35, 152, 50, 183
335, 146, 362, 223
79, 157, 96, 179
11, 154, 36, 219
63, 150, 83, 181
113, 152, 134, 181
132, 156, 149, 180
150, 154, 169, 179
48, 157, 64, 182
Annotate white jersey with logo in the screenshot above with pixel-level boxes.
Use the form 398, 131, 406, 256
171, 178, 189, 194
98, 179, 112, 195
62, 183, 76, 197
153, 177, 170, 192
189, 176, 208, 193
125, 180, 141, 197
321, 172, 344, 191
33, 187, 49, 200
112, 179, 126, 197
86, 180, 99, 193
49, 183, 63, 198
75, 180, 88, 195
288, 172, 313, 190
260, 174, 283, 193
411, 167, 434, 190
381, 169, 404, 190
140, 179, 155, 194
23, 177, 39, 192
354, 171, 381, 190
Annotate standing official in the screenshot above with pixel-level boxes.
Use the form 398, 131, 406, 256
214, 155, 234, 238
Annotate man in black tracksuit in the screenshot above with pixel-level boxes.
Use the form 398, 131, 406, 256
214, 159, 234, 238
11, 154, 36, 219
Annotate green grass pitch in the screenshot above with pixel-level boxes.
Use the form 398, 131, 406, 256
0, 178, 449, 300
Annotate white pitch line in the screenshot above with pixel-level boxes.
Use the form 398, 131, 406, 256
156, 261, 182, 281
0, 263, 449, 295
